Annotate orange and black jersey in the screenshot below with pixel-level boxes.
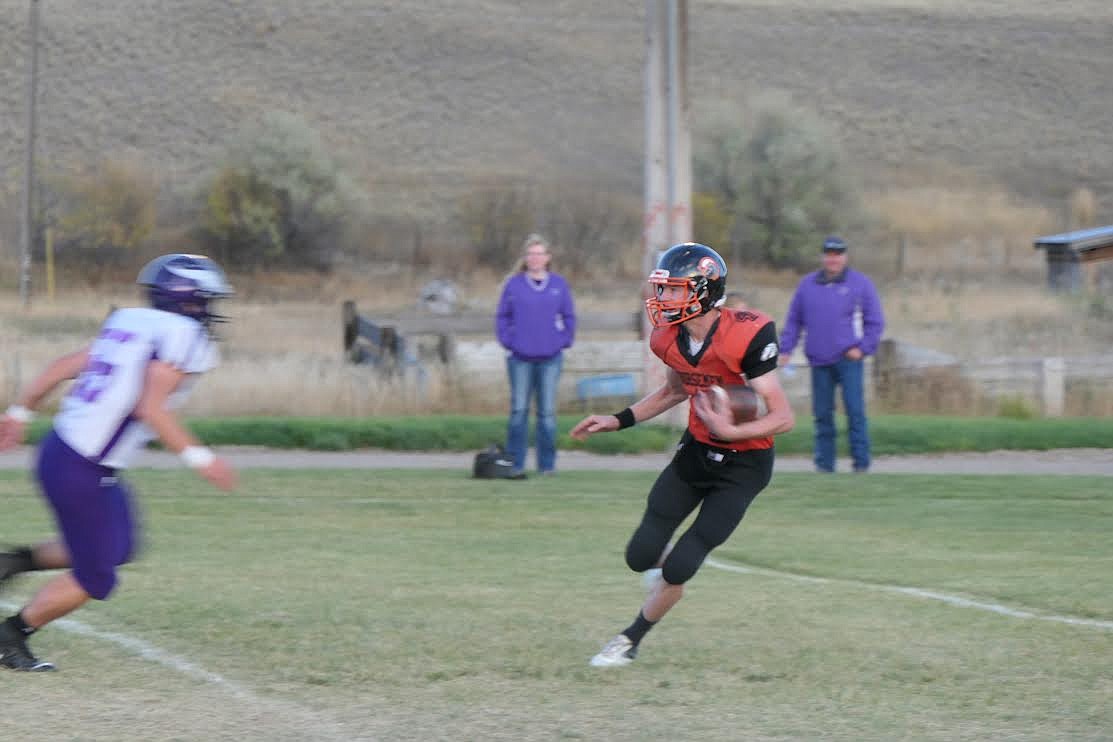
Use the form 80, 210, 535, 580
649, 308, 780, 452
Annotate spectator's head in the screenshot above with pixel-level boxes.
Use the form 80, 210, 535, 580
821, 235, 848, 276
518, 233, 552, 274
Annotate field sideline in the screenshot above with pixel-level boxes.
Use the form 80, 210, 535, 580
1, 468, 1110, 741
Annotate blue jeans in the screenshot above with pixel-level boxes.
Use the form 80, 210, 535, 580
810, 358, 870, 472
506, 353, 563, 473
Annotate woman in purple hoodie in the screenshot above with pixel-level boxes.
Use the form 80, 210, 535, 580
495, 234, 577, 478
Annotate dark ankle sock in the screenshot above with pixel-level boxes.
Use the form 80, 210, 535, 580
3, 547, 35, 574
621, 610, 657, 646
5, 612, 36, 637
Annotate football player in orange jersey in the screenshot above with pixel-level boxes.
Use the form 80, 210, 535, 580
571, 242, 795, 667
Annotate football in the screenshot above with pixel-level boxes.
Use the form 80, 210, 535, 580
704, 384, 765, 423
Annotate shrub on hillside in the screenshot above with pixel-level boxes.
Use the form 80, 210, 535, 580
692, 191, 733, 254
533, 183, 640, 273
457, 179, 640, 276
695, 95, 861, 268
197, 111, 368, 270
41, 160, 157, 255
457, 178, 535, 269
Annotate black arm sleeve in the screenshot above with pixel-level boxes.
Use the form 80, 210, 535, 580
740, 321, 779, 380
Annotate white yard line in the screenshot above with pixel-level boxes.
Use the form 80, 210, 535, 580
0, 598, 247, 691
0, 599, 356, 740
705, 558, 1113, 630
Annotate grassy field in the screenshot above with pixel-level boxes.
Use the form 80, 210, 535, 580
10, 413, 1113, 455
1, 468, 1110, 741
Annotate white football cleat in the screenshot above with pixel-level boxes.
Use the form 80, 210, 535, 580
589, 634, 637, 667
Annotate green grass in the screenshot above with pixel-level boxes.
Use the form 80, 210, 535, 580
17, 414, 1113, 455
1, 469, 1110, 740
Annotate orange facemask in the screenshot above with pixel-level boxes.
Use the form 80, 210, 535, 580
645, 271, 704, 327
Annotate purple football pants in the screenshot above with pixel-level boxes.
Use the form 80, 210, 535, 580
36, 429, 138, 600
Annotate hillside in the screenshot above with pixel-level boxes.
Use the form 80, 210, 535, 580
1, 0, 1112, 225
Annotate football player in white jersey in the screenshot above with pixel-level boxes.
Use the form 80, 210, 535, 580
0, 254, 237, 671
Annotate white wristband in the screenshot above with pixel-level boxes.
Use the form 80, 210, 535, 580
5, 405, 33, 423
180, 446, 215, 469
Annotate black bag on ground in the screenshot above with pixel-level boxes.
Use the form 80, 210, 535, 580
472, 443, 517, 479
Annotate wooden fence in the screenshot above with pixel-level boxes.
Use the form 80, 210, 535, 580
873, 339, 1113, 417
452, 337, 1113, 417
332, 304, 1113, 417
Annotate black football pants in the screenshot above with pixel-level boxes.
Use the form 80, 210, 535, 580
625, 433, 774, 585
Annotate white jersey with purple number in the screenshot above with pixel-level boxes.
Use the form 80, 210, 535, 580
54, 307, 219, 469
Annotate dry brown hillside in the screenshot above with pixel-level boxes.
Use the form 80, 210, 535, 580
1, 0, 1112, 228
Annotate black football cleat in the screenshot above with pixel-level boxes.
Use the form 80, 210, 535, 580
0, 635, 55, 672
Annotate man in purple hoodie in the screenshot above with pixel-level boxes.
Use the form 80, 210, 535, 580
495, 234, 577, 477
778, 236, 885, 473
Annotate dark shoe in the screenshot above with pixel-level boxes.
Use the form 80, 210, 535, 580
506, 471, 528, 480
0, 634, 55, 672
853, 467, 870, 473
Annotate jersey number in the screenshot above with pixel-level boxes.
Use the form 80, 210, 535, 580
70, 359, 116, 403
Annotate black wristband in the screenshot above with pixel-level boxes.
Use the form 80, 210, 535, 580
614, 407, 636, 430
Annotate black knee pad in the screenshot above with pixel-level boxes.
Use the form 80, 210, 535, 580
625, 520, 673, 573
661, 537, 708, 585
625, 536, 661, 573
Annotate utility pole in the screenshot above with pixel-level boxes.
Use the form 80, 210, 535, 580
20, 0, 41, 308
642, 0, 691, 416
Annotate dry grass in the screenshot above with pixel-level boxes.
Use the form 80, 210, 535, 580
3, 256, 1111, 418
3, 1, 1111, 338
2, 0, 1112, 225
866, 184, 1057, 274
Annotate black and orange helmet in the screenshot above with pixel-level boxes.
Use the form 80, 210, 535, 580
645, 243, 727, 327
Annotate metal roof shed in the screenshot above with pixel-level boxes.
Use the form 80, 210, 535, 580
1033, 225, 1113, 291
